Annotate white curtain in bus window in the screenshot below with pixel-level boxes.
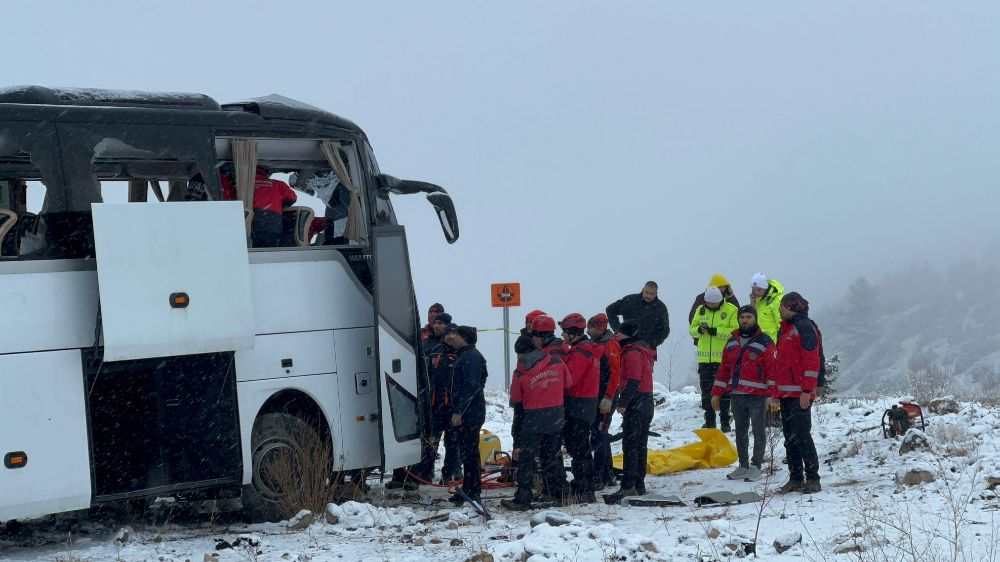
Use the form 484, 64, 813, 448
320, 141, 364, 243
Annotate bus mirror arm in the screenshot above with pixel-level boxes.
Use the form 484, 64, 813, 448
378, 174, 460, 244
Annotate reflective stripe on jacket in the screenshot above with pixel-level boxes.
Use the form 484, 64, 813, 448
712, 327, 776, 397
688, 302, 739, 364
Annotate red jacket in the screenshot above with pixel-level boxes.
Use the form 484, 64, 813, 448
620, 339, 655, 394
712, 327, 776, 397
565, 338, 603, 399
597, 334, 622, 401
253, 171, 297, 212
770, 314, 822, 398
511, 352, 569, 411
540, 338, 568, 361
510, 351, 570, 433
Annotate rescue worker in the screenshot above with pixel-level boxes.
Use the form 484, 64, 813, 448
586, 313, 622, 489
605, 281, 671, 351
248, 166, 297, 248
420, 303, 445, 341
387, 311, 454, 490
500, 336, 571, 511
425, 313, 462, 483
605, 320, 655, 504
770, 292, 822, 494
511, 309, 549, 479
446, 325, 489, 505
690, 286, 739, 431
749, 273, 784, 342
529, 314, 568, 360
711, 305, 776, 482
560, 313, 603, 503
688, 274, 741, 346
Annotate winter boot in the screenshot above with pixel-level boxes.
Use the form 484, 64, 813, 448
803, 480, 822, 494
385, 479, 406, 490
402, 481, 419, 491
500, 498, 532, 511
727, 466, 749, 480
603, 487, 637, 505
703, 411, 717, 429
777, 479, 804, 494
743, 466, 763, 482
575, 491, 597, 504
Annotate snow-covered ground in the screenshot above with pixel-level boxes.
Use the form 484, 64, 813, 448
3, 388, 999, 562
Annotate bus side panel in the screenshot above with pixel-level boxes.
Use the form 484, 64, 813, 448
0, 267, 98, 355
0, 349, 91, 521
332, 328, 381, 471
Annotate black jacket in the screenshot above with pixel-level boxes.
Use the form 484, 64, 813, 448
426, 340, 457, 414
606, 293, 670, 348
450, 345, 488, 427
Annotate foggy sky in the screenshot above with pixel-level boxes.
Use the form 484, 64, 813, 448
9, 1, 1000, 388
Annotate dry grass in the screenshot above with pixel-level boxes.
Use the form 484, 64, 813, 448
257, 420, 341, 520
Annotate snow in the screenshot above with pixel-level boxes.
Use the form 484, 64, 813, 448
4, 390, 1000, 561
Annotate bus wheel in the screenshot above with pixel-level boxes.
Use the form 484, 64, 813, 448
242, 412, 326, 522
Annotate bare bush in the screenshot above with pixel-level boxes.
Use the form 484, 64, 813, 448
906, 363, 953, 407
257, 420, 341, 520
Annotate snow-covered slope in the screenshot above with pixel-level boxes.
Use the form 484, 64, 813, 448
3, 389, 999, 561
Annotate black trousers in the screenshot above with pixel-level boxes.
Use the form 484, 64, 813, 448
779, 398, 820, 482
620, 395, 654, 491
699, 363, 730, 427
414, 421, 462, 481
456, 420, 484, 497
731, 394, 767, 468
591, 408, 615, 480
514, 430, 566, 504
563, 416, 595, 495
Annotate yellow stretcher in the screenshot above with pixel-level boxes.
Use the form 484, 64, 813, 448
612, 428, 737, 475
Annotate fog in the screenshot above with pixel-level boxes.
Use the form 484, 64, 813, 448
8, 1, 999, 388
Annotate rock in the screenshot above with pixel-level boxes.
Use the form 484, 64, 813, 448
204, 555, 220, 562
114, 526, 134, 544
706, 527, 721, 539
773, 532, 802, 553
899, 429, 932, 455
414, 538, 425, 546
430, 538, 444, 545
464, 554, 494, 562
529, 510, 573, 528
987, 476, 1000, 490
640, 540, 658, 553
288, 511, 315, 531
447, 521, 459, 530
929, 398, 959, 415
450, 538, 463, 546
895, 468, 936, 486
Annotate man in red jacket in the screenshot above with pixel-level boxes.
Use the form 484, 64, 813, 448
605, 320, 656, 504
770, 292, 822, 494
530, 314, 568, 360
249, 166, 297, 247
587, 313, 622, 489
560, 313, 604, 503
711, 305, 776, 482
501, 335, 571, 511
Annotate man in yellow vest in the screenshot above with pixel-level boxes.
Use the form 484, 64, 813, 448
749, 273, 784, 342
689, 287, 739, 431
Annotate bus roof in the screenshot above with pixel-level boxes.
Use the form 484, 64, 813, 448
0, 86, 364, 136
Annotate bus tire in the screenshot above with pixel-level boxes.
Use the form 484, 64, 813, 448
241, 412, 325, 523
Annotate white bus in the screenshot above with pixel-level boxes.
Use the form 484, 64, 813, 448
0, 86, 459, 522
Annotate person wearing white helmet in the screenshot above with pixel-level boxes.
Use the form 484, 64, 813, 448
689, 286, 739, 431
749, 273, 784, 342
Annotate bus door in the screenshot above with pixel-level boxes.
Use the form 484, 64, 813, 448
87, 201, 252, 498
372, 225, 424, 470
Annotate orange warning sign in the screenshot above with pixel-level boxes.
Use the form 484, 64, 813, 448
491, 283, 521, 308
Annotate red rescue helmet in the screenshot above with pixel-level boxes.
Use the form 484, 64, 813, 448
559, 313, 587, 332
530, 314, 557, 334
525, 309, 547, 325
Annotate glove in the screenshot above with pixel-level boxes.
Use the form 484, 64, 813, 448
766, 398, 780, 413
707, 327, 718, 336
698, 325, 707, 334
710, 395, 720, 411
599, 398, 613, 414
